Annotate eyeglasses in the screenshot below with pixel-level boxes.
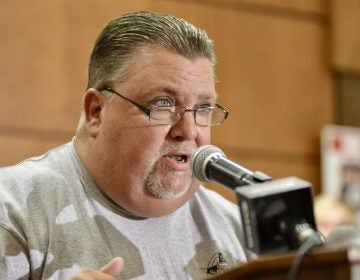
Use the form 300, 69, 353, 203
100, 87, 229, 127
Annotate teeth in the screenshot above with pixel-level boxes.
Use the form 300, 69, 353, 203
170, 155, 187, 162
176, 156, 184, 162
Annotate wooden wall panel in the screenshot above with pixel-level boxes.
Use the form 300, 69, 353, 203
0, 135, 71, 167
196, 0, 327, 15
0, 1, 82, 133
331, 0, 360, 75
338, 76, 360, 126
208, 6, 335, 192
0, 0, 334, 196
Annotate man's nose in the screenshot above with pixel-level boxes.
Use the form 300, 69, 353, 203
169, 110, 198, 140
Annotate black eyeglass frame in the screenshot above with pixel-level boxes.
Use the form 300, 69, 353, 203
100, 87, 229, 127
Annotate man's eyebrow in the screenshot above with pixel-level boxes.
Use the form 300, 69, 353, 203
157, 87, 178, 96
196, 91, 218, 101
151, 86, 217, 100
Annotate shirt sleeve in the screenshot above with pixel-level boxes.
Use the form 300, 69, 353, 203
0, 224, 30, 279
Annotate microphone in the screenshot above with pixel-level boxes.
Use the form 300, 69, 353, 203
190, 145, 272, 189
191, 145, 322, 255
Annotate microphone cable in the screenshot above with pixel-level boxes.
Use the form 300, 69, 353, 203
287, 230, 325, 280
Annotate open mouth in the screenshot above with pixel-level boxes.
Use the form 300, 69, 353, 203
167, 154, 189, 163
161, 152, 192, 173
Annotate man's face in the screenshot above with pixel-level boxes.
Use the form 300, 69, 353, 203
87, 47, 216, 217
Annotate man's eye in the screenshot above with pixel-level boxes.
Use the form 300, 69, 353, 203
154, 98, 173, 107
197, 104, 212, 110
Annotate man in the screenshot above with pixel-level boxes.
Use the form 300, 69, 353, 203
0, 11, 247, 279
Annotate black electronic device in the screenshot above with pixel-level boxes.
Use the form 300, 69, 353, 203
191, 145, 321, 255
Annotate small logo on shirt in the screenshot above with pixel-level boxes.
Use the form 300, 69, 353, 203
201, 251, 229, 275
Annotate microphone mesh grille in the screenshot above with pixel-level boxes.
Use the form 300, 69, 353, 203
190, 145, 225, 182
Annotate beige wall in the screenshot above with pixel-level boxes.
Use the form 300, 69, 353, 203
0, 0, 334, 202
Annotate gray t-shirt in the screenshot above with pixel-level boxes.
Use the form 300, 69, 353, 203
0, 142, 247, 279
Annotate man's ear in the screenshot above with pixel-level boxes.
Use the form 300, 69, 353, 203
83, 88, 105, 137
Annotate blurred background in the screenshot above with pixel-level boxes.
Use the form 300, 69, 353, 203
1, 0, 359, 202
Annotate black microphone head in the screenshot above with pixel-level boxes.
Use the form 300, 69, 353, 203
190, 145, 226, 182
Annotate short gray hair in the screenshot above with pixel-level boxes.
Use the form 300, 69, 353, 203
87, 11, 216, 89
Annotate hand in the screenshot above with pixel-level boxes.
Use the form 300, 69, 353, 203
71, 257, 124, 279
